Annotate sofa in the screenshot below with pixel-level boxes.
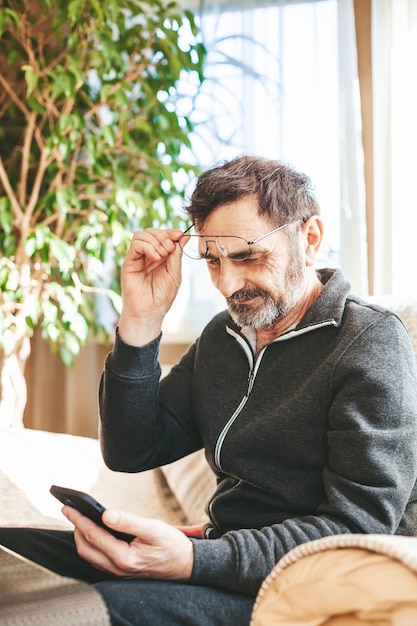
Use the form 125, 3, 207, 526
1, 294, 417, 625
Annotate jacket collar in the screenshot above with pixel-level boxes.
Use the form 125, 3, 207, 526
297, 268, 351, 330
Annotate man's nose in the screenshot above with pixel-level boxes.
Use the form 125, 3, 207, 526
215, 260, 246, 298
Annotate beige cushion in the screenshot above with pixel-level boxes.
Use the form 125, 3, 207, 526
251, 534, 417, 626
369, 295, 417, 357
161, 450, 216, 525
0, 428, 186, 529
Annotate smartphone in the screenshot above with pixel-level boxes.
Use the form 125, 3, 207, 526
50, 485, 135, 543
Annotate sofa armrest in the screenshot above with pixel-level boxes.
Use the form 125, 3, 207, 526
251, 534, 417, 625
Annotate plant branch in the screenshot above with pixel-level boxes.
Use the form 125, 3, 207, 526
0, 73, 31, 118
67, 132, 83, 188
24, 146, 51, 226
0, 72, 45, 151
0, 157, 24, 222
18, 110, 37, 206
71, 272, 113, 297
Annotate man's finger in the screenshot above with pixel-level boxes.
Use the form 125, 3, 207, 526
102, 509, 166, 544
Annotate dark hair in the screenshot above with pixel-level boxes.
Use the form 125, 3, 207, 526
185, 155, 320, 227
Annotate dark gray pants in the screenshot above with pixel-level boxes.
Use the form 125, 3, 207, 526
0, 528, 254, 625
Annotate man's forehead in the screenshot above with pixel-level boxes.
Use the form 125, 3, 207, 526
197, 197, 272, 236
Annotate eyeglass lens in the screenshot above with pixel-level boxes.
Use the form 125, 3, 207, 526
178, 235, 251, 261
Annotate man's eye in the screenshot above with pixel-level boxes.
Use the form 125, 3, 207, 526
238, 254, 260, 264
244, 251, 268, 263
206, 257, 220, 268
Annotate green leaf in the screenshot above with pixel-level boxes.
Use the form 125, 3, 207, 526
49, 237, 76, 273
85, 236, 100, 253
102, 125, 115, 147
89, 0, 104, 21
26, 95, 46, 115
24, 294, 40, 326
45, 323, 60, 342
0, 9, 7, 38
63, 331, 81, 355
107, 289, 122, 314
50, 70, 76, 98
42, 300, 58, 325
59, 345, 74, 367
0, 8, 20, 38
69, 312, 89, 341
0, 197, 12, 233
68, 0, 85, 23
24, 237, 37, 258
100, 84, 114, 100
21, 64, 39, 97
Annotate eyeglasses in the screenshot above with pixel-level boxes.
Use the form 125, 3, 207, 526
177, 219, 303, 262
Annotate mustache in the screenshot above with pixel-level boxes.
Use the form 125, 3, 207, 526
227, 288, 268, 304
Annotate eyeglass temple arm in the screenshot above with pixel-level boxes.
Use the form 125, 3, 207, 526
175, 223, 194, 246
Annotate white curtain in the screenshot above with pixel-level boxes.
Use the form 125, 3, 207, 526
338, 0, 368, 295
371, 0, 417, 296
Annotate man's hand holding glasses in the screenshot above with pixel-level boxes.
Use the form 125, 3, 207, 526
118, 228, 185, 347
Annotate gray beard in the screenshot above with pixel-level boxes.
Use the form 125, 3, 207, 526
227, 289, 289, 328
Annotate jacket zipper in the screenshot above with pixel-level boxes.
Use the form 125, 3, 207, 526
213, 329, 265, 470
213, 319, 338, 472
208, 335, 264, 526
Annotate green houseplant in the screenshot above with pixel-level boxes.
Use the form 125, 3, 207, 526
0, 0, 205, 427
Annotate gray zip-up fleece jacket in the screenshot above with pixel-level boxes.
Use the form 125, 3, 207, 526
99, 268, 417, 596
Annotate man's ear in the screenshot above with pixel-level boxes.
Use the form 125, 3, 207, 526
302, 216, 324, 266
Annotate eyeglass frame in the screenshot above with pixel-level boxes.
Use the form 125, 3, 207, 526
177, 218, 306, 262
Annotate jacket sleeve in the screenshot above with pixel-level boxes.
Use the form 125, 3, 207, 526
99, 330, 203, 472
190, 313, 417, 596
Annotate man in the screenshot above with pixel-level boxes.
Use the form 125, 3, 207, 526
1, 155, 417, 625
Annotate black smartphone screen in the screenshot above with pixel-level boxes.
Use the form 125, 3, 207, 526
50, 485, 135, 543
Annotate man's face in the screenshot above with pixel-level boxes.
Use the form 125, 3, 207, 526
196, 196, 307, 329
